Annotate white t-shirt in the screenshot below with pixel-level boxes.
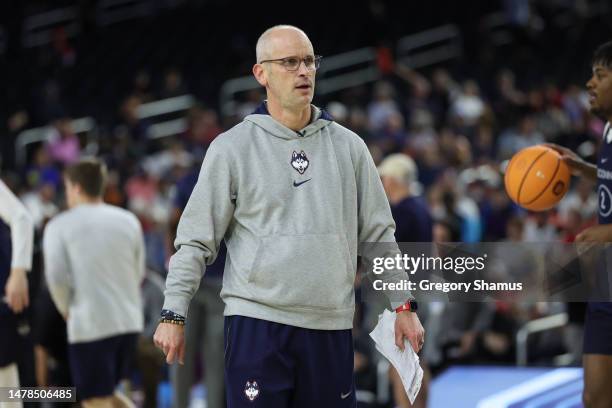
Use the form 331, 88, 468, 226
0, 180, 34, 270
43, 203, 145, 343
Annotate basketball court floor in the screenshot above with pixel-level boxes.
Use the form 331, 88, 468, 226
430, 366, 583, 408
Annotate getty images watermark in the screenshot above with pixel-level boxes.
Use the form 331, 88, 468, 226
360, 242, 612, 302
369, 252, 521, 293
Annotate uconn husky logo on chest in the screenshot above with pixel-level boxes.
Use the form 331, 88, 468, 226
244, 381, 260, 401
291, 150, 309, 174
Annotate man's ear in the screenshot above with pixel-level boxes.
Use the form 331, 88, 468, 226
253, 64, 267, 87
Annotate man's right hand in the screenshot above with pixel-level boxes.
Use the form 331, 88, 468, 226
544, 143, 597, 180
153, 322, 186, 365
5, 267, 29, 313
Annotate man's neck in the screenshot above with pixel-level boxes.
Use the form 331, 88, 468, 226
388, 188, 411, 206
266, 100, 312, 131
72, 196, 103, 207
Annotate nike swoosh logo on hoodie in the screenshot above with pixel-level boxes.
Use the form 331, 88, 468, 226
293, 179, 312, 187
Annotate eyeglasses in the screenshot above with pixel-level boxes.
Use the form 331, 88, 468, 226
259, 55, 322, 71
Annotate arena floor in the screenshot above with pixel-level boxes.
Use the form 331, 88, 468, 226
430, 366, 583, 408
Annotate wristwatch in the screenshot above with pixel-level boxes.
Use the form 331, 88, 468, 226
395, 300, 418, 313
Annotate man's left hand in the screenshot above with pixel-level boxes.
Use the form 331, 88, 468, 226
575, 225, 612, 242
394, 311, 425, 353
4, 267, 29, 313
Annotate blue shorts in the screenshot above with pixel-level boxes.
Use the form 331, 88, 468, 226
68, 333, 138, 400
584, 302, 612, 355
224, 315, 356, 408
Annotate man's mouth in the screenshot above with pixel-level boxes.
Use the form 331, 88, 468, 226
295, 84, 311, 90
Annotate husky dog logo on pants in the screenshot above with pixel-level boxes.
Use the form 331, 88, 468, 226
244, 381, 260, 401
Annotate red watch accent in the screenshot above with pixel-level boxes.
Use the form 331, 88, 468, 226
395, 300, 418, 313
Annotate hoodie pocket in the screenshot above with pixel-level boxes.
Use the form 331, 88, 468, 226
248, 234, 354, 310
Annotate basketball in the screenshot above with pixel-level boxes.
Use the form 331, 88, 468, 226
504, 145, 571, 211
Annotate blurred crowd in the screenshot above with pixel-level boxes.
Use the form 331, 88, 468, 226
1, 35, 606, 408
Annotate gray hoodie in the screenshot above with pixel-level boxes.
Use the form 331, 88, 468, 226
163, 103, 412, 330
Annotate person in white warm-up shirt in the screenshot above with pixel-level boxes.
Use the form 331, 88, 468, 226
43, 159, 145, 408
0, 179, 34, 408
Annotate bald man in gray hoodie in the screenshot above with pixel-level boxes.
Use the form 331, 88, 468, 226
155, 25, 424, 408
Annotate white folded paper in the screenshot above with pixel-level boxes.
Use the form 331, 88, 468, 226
369, 309, 423, 404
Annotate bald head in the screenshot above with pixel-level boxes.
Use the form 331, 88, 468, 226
252, 25, 316, 119
256, 25, 312, 63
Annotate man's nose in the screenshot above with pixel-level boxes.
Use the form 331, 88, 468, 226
586, 77, 595, 90
297, 59, 311, 75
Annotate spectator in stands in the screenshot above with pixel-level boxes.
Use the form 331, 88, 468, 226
439, 127, 472, 168
558, 178, 598, 224
124, 167, 170, 272
404, 109, 436, 159
560, 208, 585, 243
529, 87, 571, 141
25, 147, 62, 192
46, 117, 80, 166
116, 95, 150, 148
394, 63, 435, 128
34, 80, 66, 125
131, 70, 154, 103
3, 111, 30, 172
376, 111, 409, 154
348, 107, 374, 145
103, 169, 127, 208
497, 114, 545, 160
492, 69, 526, 128
368, 81, 401, 131
125, 166, 159, 220
562, 84, 589, 131
181, 106, 223, 153
480, 184, 520, 241
20, 182, 59, 232
433, 218, 457, 242
523, 211, 558, 242
429, 167, 482, 242
191, 109, 223, 148
235, 89, 264, 120
472, 121, 496, 161
159, 68, 188, 99
430, 185, 465, 242
378, 153, 432, 242
326, 101, 349, 126
450, 80, 486, 128
439, 301, 497, 365
429, 68, 457, 124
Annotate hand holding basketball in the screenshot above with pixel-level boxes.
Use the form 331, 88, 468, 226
504, 145, 570, 211
544, 143, 591, 177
